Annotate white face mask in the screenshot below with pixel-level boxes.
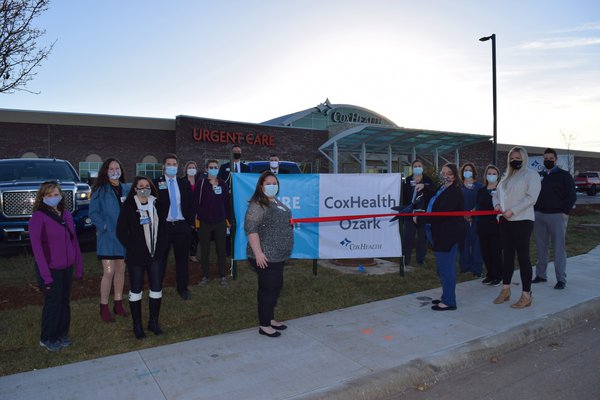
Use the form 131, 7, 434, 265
109, 170, 121, 180
187, 168, 197, 176
270, 161, 279, 169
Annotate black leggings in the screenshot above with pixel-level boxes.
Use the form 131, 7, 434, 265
198, 220, 227, 278
499, 219, 533, 292
127, 261, 163, 294
249, 259, 285, 327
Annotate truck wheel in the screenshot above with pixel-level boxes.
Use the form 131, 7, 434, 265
588, 185, 597, 196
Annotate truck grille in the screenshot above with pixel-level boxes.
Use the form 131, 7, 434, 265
1, 191, 74, 217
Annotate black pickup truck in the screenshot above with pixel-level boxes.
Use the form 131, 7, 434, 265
0, 158, 96, 255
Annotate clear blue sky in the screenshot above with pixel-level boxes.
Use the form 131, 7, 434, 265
2, 0, 599, 152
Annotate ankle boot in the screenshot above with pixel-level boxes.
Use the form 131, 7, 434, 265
129, 300, 146, 340
147, 297, 163, 335
113, 300, 128, 317
493, 287, 511, 304
99, 303, 115, 322
511, 292, 532, 309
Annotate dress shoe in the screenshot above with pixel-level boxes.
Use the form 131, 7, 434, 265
178, 290, 191, 300
532, 276, 547, 283
259, 328, 281, 338
271, 324, 287, 331
510, 292, 532, 308
493, 287, 511, 304
431, 305, 457, 311
554, 281, 566, 290
432, 299, 441, 304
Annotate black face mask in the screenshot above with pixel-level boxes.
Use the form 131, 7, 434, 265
510, 160, 523, 170
233, 153, 241, 160
543, 160, 555, 169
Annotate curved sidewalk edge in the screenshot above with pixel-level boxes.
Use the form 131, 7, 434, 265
300, 297, 600, 400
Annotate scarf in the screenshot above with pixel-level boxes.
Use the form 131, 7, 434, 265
134, 195, 159, 257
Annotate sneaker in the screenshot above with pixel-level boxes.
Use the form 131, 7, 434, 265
39, 340, 61, 352
482, 277, 493, 285
490, 279, 502, 286
219, 277, 228, 287
198, 277, 209, 286
58, 336, 72, 348
532, 276, 547, 283
554, 281, 566, 290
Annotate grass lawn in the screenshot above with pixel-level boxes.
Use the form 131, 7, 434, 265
1, 206, 599, 376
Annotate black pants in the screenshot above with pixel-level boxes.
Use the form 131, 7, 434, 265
478, 232, 502, 281
127, 260, 163, 294
161, 221, 192, 293
199, 220, 227, 278
190, 228, 199, 258
403, 218, 427, 265
249, 259, 285, 327
37, 266, 73, 342
499, 219, 533, 292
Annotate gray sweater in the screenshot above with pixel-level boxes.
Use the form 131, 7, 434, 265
244, 199, 294, 262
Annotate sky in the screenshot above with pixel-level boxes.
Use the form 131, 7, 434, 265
2, 0, 600, 152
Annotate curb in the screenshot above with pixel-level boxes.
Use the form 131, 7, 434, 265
297, 297, 600, 400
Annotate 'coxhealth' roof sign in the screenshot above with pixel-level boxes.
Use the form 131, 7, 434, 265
232, 173, 402, 260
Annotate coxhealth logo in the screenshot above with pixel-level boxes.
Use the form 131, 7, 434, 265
339, 237, 382, 250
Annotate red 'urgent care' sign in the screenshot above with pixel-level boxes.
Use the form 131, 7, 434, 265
192, 128, 274, 147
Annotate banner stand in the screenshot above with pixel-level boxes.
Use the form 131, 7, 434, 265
312, 259, 318, 276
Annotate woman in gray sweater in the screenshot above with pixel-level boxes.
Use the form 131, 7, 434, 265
245, 171, 294, 338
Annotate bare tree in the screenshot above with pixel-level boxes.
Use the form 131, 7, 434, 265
0, 0, 55, 94
560, 130, 578, 175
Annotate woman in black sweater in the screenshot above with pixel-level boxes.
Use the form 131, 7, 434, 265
116, 176, 167, 339
417, 163, 465, 311
475, 165, 502, 286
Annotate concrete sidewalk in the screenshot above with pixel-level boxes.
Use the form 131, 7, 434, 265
2, 246, 600, 400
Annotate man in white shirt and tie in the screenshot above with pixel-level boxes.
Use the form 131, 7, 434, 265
217, 144, 250, 185
268, 154, 288, 174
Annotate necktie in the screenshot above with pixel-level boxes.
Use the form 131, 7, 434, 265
168, 179, 178, 220
234, 163, 238, 173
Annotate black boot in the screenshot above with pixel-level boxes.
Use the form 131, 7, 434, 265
147, 297, 163, 335
129, 300, 146, 340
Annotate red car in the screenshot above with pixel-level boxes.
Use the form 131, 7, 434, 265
575, 171, 600, 196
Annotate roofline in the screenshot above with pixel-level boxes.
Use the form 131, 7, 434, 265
0, 108, 175, 131
177, 114, 327, 132
497, 143, 600, 159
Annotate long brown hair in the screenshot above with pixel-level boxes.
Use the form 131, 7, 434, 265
33, 181, 67, 213
249, 171, 279, 207
442, 163, 462, 188
93, 158, 126, 192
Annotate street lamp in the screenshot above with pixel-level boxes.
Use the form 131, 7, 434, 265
479, 34, 497, 165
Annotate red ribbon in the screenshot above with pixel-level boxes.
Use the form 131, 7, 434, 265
290, 210, 501, 224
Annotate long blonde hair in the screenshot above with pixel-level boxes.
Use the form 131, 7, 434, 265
504, 146, 529, 180
33, 182, 66, 213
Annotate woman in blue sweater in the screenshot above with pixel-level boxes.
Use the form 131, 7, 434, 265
90, 158, 130, 322
459, 162, 484, 277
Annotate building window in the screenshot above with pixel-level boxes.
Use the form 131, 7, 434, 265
21, 152, 38, 158
79, 161, 102, 179
136, 163, 163, 179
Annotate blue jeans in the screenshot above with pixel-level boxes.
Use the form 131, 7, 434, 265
459, 221, 483, 275
435, 244, 458, 307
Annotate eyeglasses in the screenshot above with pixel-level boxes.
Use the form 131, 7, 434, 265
136, 187, 151, 190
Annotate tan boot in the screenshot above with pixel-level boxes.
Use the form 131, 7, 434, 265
493, 287, 511, 304
510, 292, 532, 309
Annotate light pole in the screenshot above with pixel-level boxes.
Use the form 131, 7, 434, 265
479, 34, 497, 165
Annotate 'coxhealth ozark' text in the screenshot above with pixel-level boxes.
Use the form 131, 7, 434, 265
323, 194, 397, 209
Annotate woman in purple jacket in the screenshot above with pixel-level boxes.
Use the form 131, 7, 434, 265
29, 181, 83, 352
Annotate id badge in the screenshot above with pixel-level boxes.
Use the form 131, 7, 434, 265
213, 185, 222, 195
139, 210, 150, 225
158, 181, 167, 190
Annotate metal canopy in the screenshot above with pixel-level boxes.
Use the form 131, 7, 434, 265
319, 124, 492, 173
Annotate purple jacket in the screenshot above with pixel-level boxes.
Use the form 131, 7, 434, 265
29, 210, 83, 285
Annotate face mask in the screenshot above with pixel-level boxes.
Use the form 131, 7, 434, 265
187, 168, 197, 176
136, 188, 151, 197
543, 160, 555, 169
43, 196, 62, 207
463, 170, 473, 179
165, 166, 178, 176
270, 161, 279, 169
264, 184, 278, 197
108, 170, 121, 180
207, 168, 218, 177
233, 153, 241, 160
439, 173, 451, 184
510, 160, 523, 170
413, 167, 423, 176
486, 174, 498, 183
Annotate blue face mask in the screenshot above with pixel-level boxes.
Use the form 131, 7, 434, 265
43, 195, 62, 207
413, 167, 423, 176
264, 184, 278, 197
165, 166, 178, 177
463, 170, 473, 179
207, 168, 218, 177
486, 174, 498, 183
